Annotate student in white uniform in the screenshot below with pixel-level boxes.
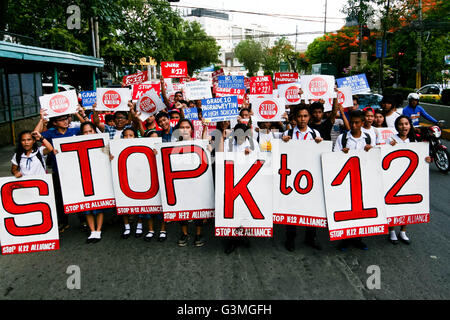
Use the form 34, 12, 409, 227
381, 95, 401, 128
385, 115, 431, 245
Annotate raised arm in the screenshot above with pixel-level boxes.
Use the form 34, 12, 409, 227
160, 76, 171, 109
92, 103, 105, 132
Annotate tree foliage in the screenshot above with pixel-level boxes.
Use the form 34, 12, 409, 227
234, 39, 264, 77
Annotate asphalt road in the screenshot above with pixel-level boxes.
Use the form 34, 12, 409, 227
0, 142, 448, 301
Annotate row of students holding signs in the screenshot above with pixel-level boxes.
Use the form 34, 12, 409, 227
6, 94, 430, 255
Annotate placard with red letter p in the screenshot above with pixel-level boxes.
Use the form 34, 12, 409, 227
0, 174, 59, 255
155, 140, 215, 222
215, 152, 273, 238
53, 133, 116, 214
380, 143, 430, 226
321, 148, 388, 241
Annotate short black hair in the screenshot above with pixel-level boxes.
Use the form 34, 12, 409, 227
381, 95, 394, 105
239, 108, 250, 117
105, 114, 114, 122
114, 111, 128, 119
309, 101, 324, 113
155, 111, 169, 123
348, 110, 365, 121
292, 104, 311, 118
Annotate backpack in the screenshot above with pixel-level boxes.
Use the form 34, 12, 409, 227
287, 128, 317, 140
341, 131, 371, 149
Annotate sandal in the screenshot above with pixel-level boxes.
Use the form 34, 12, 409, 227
144, 231, 155, 242
158, 231, 167, 242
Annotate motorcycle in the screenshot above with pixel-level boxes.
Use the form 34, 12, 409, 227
418, 120, 449, 173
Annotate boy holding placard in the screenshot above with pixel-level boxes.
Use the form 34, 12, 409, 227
333, 110, 375, 251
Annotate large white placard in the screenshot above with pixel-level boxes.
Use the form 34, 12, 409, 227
379, 142, 430, 226
39, 90, 78, 118
272, 140, 332, 228
96, 88, 131, 111
110, 137, 163, 215
321, 148, 388, 241
53, 133, 116, 213
300, 75, 337, 100
155, 140, 215, 221
251, 96, 284, 122
136, 89, 166, 121
184, 81, 212, 100
0, 174, 59, 255
277, 82, 302, 105
215, 152, 273, 238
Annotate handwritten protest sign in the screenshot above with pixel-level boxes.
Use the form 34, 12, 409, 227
201, 96, 239, 122
161, 61, 188, 78
184, 81, 212, 100
250, 76, 273, 94
336, 74, 370, 94
274, 72, 298, 89
39, 90, 78, 118
122, 71, 148, 87
80, 91, 96, 109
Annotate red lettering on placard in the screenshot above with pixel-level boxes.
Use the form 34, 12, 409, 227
279, 154, 293, 195
258, 100, 278, 120
1, 180, 53, 236
118, 146, 159, 200
309, 77, 328, 97
223, 160, 265, 220
139, 96, 157, 114
103, 90, 121, 109
285, 86, 300, 103
382, 149, 422, 205
49, 94, 70, 113
160, 144, 208, 206
331, 156, 378, 222
60, 139, 105, 197
293, 170, 313, 194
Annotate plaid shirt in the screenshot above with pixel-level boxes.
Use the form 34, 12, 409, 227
104, 124, 133, 140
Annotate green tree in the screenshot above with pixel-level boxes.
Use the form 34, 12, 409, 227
234, 39, 264, 77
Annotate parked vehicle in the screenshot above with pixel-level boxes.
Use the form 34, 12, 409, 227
416, 84, 445, 100
355, 93, 383, 109
42, 83, 76, 94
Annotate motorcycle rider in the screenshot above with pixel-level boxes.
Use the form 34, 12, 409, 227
402, 93, 438, 128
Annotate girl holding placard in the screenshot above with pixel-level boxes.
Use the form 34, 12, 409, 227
385, 115, 431, 245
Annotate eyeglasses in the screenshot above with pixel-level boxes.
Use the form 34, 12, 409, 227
56, 117, 69, 122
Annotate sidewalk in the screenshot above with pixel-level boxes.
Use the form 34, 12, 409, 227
0, 145, 16, 177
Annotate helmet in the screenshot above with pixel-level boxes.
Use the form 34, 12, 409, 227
407, 93, 420, 101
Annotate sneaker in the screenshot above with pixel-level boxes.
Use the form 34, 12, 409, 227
194, 235, 205, 247
177, 234, 189, 247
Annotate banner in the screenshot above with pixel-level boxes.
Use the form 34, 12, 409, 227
136, 89, 166, 121
278, 82, 302, 105
156, 140, 215, 221
336, 74, 370, 94
161, 61, 188, 78
80, 91, 97, 109
250, 76, 273, 95
272, 140, 332, 228
184, 81, 212, 100
332, 86, 353, 108
95, 88, 131, 112
379, 143, 430, 226
274, 72, 298, 89
39, 90, 78, 118
132, 83, 161, 101
321, 148, 388, 241
201, 96, 239, 122
251, 96, 284, 122
0, 174, 59, 255
215, 152, 273, 237
53, 133, 116, 214
122, 71, 148, 87
110, 138, 163, 215
214, 87, 246, 106
300, 75, 336, 100
217, 76, 245, 89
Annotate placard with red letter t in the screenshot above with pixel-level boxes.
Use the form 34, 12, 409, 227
321, 148, 388, 241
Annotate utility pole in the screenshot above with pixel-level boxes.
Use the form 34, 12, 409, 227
295, 25, 298, 52
324, 0, 327, 34
416, 0, 422, 89
379, 0, 390, 94
358, 0, 363, 70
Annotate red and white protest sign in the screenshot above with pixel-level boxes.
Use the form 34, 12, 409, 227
321, 148, 388, 241
300, 75, 336, 100
215, 152, 273, 238
132, 83, 161, 101
274, 72, 298, 88
96, 88, 131, 112
214, 87, 246, 106
156, 140, 215, 221
161, 61, 188, 78
251, 97, 284, 122
379, 143, 430, 226
330, 86, 353, 109
0, 174, 59, 255
375, 127, 397, 145
122, 71, 149, 87
110, 138, 163, 215
136, 89, 165, 121
53, 133, 116, 214
212, 68, 225, 81
272, 140, 332, 228
39, 90, 78, 118
278, 82, 301, 105
250, 76, 273, 95
244, 77, 251, 89
192, 120, 216, 139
